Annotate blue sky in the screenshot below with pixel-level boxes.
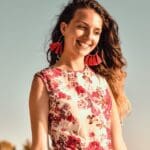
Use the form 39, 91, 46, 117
0, 0, 150, 149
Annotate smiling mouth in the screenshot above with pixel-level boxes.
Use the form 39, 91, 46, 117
76, 40, 91, 49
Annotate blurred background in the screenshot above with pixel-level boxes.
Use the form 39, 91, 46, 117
0, 0, 150, 149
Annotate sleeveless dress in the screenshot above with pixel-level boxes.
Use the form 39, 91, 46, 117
35, 65, 113, 150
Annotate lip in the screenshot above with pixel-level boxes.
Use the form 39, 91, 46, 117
76, 40, 91, 49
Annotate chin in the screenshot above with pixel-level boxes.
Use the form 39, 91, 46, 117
74, 45, 93, 56
78, 50, 92, 57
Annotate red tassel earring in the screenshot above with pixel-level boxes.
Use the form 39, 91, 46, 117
49, 42, 63, 54
49, 36, 63, 55
84, 50, 102, 66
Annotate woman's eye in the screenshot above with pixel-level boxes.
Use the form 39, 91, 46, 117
77, 25, 86, 29
95, 31, 101, 35
95, 32, 100, 35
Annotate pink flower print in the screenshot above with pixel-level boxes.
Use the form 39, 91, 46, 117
53, 114, 62, 122
66, 114, 75, 122
58, 92, 67, 99
86, 141, 102, 150
108, 141, 113, 150
61, 127, 66, 131
75, 85, 85, 95
92, 91, 100, 97
53, 68, 62, 77
51, 81, 58, 89
89, 132, 95, 137
66, 135, 80, 150
104, 106, 111, 120
106, 128, 111, 139
104, 89, 112, 119
78, 99, 87, 109
83, 75, 92, 83
91, 106, 100, 116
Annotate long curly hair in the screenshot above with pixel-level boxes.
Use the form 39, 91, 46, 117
47, 0, 131, 120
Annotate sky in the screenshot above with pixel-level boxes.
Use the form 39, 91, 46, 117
0, 0, 150, 149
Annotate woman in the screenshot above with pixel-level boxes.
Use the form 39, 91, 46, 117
29, 0, 131, 149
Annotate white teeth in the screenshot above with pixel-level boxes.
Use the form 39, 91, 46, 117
78, 41, 89, 49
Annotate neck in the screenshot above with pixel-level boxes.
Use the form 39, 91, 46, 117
55, 53, 85, 71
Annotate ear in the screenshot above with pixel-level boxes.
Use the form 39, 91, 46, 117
60, 22, 68, 36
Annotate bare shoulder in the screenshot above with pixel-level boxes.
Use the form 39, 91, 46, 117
29, 75, 49, 105
32, 75, 45, 90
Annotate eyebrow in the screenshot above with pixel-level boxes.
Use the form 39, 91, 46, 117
75, 20, 102, 31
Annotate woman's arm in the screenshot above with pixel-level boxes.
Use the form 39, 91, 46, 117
29, 76, 49, 150
108, 86, 127, 150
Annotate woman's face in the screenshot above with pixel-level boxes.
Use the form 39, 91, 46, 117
60, 8, 103, 57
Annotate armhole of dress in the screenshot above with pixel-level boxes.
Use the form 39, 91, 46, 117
97, 74, 124, 125
96, 74, 113, 114
34, 72, 53, 149
34, 71, 51, 94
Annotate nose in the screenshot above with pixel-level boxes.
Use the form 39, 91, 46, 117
84, 29, 94, 42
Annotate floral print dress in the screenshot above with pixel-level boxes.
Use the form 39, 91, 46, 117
35, 65, 113, 150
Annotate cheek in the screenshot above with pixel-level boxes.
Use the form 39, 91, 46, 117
75, 30, 85, 37
66, 28, 79, 39
95, 35, 101, 45
70, 27, 84, 38
66, 30, 84, 45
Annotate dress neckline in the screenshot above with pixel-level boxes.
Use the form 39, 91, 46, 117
51, 64, 89, 74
